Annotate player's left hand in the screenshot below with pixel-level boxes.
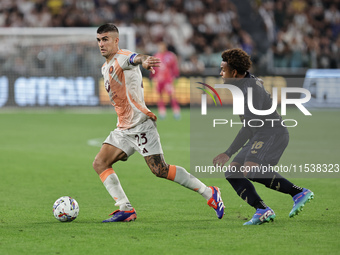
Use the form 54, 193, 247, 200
213, 153, 230, 167
142, 56, 161, 74
146, 111, 157, 121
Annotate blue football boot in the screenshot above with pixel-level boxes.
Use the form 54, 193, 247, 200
102, 209, 137, 222
244, 207, 276, 225
289, 188, 314, 218
207, 186, 225, 219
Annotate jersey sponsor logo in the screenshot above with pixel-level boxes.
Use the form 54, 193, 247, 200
105, 80, 110, 93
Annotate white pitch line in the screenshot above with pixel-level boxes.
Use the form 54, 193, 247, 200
87, 138, 105, 147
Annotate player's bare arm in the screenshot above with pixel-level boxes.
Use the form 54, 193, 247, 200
144, 154, 169, 178
134, 54, 161, 74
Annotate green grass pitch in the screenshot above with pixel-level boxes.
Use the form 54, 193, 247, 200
0, 108, 339, 255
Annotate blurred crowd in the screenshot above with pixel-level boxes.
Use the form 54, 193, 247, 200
0, 0, 339, 75
261, 0, 340, 71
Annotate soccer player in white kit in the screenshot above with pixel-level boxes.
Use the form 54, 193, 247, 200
93, 23, 225, 222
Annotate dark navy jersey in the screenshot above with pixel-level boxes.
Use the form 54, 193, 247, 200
238, 72, 283, 130
224, 72, 288, 157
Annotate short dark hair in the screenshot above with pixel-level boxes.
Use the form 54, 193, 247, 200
221, 48, 252, 74
97, 23, 119, 34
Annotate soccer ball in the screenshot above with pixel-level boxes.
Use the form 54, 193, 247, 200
53, 196, 79, 222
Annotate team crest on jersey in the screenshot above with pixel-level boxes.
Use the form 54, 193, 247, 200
109, 66, 113, 74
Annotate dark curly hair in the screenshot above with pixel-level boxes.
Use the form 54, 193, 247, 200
97, 23, 119, 34
221, 49, 252, 74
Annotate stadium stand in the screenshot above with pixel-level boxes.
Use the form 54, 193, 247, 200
0, 0, 339, 75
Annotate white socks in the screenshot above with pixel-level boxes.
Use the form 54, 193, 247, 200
100, 168, 133, 211
167, 165, 212, 200
100, 166, 213, 212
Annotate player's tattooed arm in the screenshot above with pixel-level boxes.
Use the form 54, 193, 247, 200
133, 54, 148, 65
134, 54, 161, 74
144, 154, 169, 178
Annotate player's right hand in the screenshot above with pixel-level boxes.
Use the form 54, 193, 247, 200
213, 153, 230, 167
142, 56, 161, 74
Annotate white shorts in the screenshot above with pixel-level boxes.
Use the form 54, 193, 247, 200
103, 119, 163, 159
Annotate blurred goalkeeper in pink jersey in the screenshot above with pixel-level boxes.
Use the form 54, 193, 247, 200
151, 42, 181, 120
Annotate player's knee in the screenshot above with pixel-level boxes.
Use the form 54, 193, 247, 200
92, 158, 100, 173
145, 155, 169, 178
92, 157, 108, 175
243, 162, 259, 179
225, 169, 243, 179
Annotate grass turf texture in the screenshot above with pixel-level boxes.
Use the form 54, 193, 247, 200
0, 108, 339, 255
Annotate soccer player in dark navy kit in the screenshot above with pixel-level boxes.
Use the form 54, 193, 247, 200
213, 49, 314, 225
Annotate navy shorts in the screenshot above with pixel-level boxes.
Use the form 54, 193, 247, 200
232, 129, 289, 166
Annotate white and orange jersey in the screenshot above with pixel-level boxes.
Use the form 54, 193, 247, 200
101, 49, 152, 130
